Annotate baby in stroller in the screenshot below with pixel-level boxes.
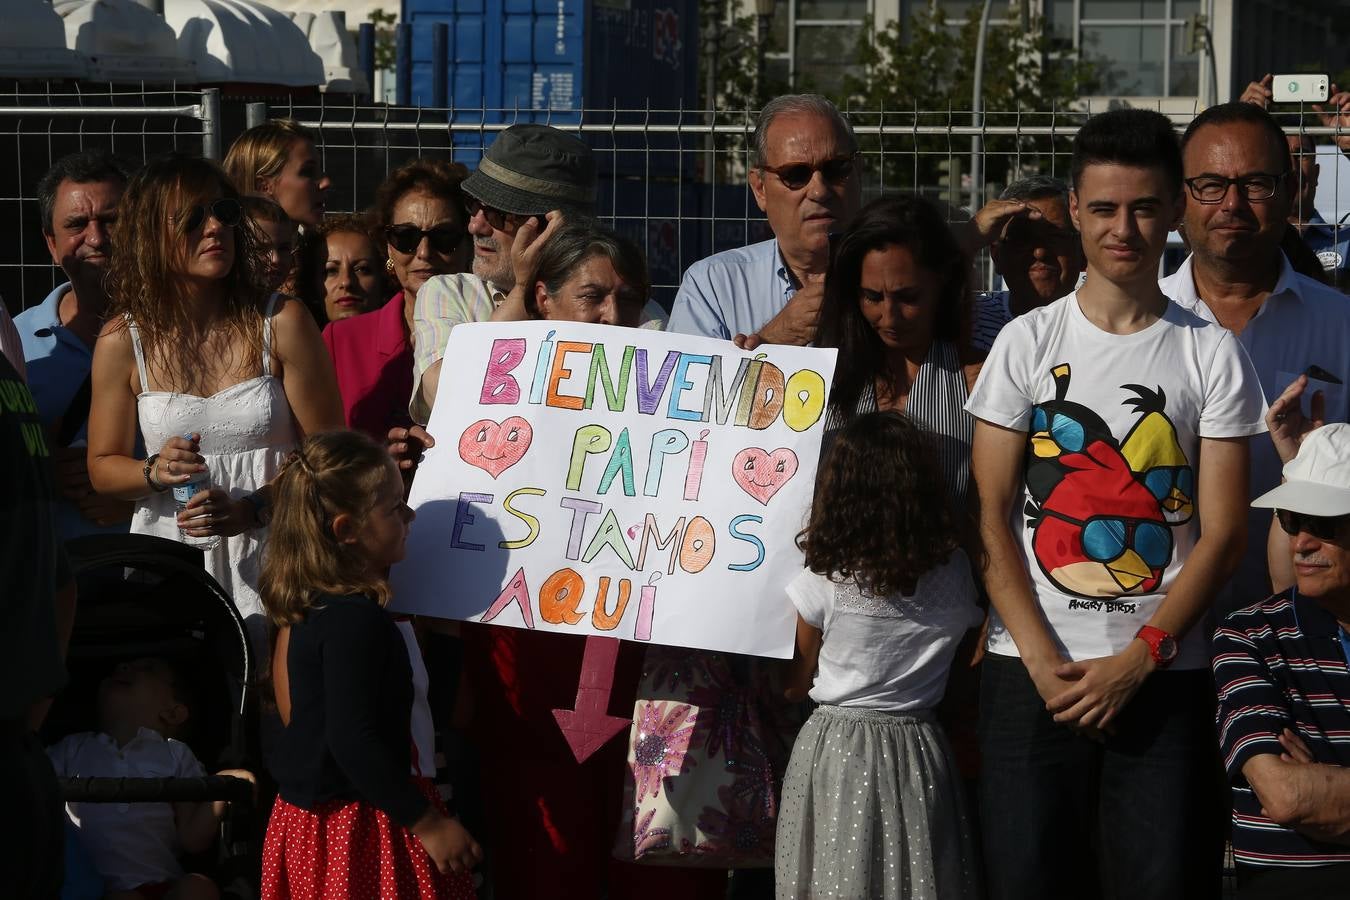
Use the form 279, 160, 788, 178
48, 655, 254, 900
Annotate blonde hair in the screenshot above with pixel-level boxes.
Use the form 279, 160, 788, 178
260, 431, 396, 625
104, 154, 268, 390
223, 119, 315, 194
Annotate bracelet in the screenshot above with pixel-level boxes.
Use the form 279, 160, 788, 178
143, 454, 168, 493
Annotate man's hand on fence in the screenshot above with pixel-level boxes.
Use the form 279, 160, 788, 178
757, 272, 825, 346
1240, 73, 1274, 108
1312, 84, 1350, 154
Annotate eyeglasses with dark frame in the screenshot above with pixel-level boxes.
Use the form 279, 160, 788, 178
384, 224, 467, 255
171, 198, 242, 233
1183, 172, 1288, 204
465, 197, 534, 231
1276, 509, 1350, 541
758, 153, 860, 191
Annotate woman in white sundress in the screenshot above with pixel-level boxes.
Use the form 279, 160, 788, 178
88, 154, 343, 651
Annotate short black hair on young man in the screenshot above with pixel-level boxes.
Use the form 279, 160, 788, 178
36, 149, 133, 235
1070, 108, 1183, 196
1179, 101, 1293, 174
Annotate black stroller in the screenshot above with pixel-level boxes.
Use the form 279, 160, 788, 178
42, 533, 262, 898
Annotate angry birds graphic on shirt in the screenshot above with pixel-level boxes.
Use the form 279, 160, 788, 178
1024, 365, 1192, 599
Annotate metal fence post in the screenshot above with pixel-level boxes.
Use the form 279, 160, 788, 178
396, 24, 413, 106
200, 88, 222, 160
359, 23, 376, 98
245, 102, 269, 130
432, 23, 449, 109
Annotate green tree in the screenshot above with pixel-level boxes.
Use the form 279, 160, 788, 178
367, 7, 398, 72
841, 3, 1101, 202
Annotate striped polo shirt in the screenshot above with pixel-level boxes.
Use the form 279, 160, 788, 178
1213, 587, 1350, 869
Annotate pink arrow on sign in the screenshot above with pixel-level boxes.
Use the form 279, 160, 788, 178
552, 635, 631, 764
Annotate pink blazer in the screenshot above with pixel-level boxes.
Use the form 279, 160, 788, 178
322, 292, 413, 440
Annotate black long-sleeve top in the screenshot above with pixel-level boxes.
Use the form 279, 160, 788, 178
274, 593, 428, 827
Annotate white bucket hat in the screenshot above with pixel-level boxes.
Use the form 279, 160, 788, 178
1251, 423, 1350, 516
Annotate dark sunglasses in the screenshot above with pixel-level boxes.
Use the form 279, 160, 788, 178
384, 224, 466, 255
173, 198, 241, 233
465, 197, 534, 231
760, 154, 859, 191
1277, 509, 1350, 541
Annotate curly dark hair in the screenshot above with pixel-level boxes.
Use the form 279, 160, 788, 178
798, 411, 959, 597
371, 158, 469, 232
815, 194, 969, 418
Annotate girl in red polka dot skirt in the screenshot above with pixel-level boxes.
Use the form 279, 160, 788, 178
258, 431, 479, 899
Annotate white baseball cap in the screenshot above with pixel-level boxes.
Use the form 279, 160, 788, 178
1252, 423, 1350, 516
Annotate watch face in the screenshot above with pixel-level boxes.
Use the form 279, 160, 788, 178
1158, 636, 1178, 661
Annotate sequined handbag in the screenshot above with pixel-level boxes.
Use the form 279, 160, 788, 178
613, 646, 801, 868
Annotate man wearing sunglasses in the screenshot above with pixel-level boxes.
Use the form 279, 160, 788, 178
408, 124, 667, 425
15, 150, 135, 540
1213, 422, 1350, 896
668, 94, 860, 346
1162, 101, 1350, 610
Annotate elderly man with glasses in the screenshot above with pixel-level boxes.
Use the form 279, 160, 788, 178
668, 93, 862, 346
1160, 101, 1350, 610
1213, 416, 1350, 899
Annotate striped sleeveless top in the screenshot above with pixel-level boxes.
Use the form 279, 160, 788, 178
823, 340, 974, 506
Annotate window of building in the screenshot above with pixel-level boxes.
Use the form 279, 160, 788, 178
1062, 0, 1201, 97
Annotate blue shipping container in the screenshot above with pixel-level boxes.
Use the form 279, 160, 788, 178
403, 0, 699, 118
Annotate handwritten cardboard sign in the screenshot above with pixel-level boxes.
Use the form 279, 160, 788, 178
390, 321, 837, 659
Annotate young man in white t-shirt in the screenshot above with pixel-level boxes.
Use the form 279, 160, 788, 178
966, 108, 1267, 900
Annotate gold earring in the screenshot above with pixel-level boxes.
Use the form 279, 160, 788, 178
385, 259, 395, 273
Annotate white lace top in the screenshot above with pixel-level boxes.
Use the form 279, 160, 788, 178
128, 295, 298, 647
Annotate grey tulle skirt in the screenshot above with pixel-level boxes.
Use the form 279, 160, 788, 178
774, 704, 981, 900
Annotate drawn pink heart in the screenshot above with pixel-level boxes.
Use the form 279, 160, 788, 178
459, 416, 533, 479
731, 447, 799, 506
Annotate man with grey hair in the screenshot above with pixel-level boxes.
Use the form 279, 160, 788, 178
668, 93, 862, 344
959, 175, 1083, 352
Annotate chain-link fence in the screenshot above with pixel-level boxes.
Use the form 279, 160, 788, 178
0, 83, 221, 311
4, 87, 1348, 310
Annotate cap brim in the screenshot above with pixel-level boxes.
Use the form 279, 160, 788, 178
1251, 479, 1350, 515
462, 170, 592, 218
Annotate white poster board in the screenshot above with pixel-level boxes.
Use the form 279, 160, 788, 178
389, 321, 837, 659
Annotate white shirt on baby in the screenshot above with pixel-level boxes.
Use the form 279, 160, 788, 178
786, 550, 983, 713
48, 728, 204, 891
965, 292, 1267, 669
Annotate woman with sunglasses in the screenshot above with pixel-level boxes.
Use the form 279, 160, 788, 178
86, 154, 343, 645
320, 160, 469, 441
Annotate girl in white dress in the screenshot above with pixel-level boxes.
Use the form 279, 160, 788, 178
776, 411, 983, 900
87, 154, 344, 649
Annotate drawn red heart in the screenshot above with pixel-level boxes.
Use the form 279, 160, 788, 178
731, 447, 799, 506
459, 416, 533, 479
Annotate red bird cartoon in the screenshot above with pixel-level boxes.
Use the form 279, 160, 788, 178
1029, 438, 1173, 597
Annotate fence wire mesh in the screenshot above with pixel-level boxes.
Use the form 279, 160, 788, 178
3, 87, 1348, 309
0, 83, 218, 310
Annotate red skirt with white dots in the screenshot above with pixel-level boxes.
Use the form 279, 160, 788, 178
260, 778, 476, 900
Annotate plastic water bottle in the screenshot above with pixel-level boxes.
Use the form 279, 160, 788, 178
172, 434, 219, 551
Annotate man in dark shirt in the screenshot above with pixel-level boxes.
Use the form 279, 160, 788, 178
0, 350, 76, 896
1214, 422, 1350, 897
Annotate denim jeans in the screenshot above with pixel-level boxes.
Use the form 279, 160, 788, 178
978, 653, 1224, 900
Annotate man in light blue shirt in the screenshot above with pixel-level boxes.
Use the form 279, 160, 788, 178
16, 150, 132, 539
669, 94, 861, 343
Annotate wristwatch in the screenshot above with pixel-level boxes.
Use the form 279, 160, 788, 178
1135, 625, 1178, 668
